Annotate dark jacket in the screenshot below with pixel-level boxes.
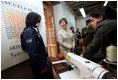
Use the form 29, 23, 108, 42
82, 26, 95, 46
21, 27, 48, 70
83, 19, 117, 63
76, 31, 81, 39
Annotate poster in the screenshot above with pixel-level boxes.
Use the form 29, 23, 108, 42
1, 1, 37, 70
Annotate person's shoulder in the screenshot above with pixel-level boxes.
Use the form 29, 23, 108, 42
58, 29, 63, 35
82, 27, 86, 29
100, 19, 116, 25
24, 27, 31, 31
82, 27, 86, 31
100, 19, 117, 28
68, 29, 71, 32
107, 19, 117, 24
23, 27, 34, 34
104, 19, 116, 22
67, 29, 72, 33
89, 26, 94, 29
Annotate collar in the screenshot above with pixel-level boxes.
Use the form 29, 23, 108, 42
32, 27, 39, 33
61, 28, 69, 35
95, 20, 104, 31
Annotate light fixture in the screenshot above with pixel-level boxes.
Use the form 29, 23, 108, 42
79, 7, 86, 18
103, 1, 108, 6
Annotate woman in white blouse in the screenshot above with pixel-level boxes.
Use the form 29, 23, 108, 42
58, 18, 75, 54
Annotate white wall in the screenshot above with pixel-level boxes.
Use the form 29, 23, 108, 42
53, 1, 76, 41
75, 15, 90, 33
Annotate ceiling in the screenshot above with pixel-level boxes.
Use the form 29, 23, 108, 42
43, 1, 117, 17
66, 1, 117, 17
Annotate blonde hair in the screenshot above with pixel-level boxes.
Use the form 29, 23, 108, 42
59, 18, 68, 24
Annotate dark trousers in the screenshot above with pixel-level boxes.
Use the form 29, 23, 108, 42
29, 61, 51, 79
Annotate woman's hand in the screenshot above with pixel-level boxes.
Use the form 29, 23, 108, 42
70, 47, 75, 52
80, 53, 83, 57
41, 67, 48, 74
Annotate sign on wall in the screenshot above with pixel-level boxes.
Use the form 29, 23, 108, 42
1, 1, 37, 70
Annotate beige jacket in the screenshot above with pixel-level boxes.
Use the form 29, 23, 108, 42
58, 29, 75, 54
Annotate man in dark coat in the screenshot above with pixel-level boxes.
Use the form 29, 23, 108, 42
21, 12, 49, 79
82, 19, 95, 53
83, 6, 117, 63
76, 28, 81, 39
